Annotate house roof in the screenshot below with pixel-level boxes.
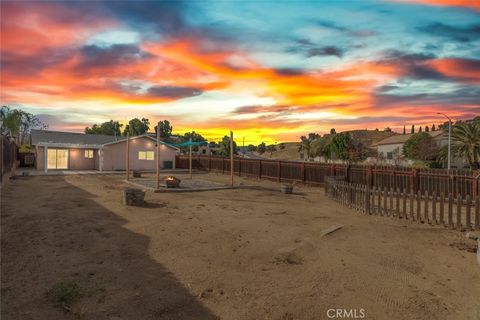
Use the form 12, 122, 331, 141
374, 130, 444, 146
31, 129, 122, 146
31, 130, 179, 150
103, 134, 180, 150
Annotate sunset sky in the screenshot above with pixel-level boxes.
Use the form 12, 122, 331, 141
1, 0, 479, 144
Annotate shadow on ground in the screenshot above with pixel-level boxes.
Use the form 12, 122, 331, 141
1, 176, 217, 319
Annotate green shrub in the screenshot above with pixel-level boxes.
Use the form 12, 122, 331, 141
47, 280, 81, 307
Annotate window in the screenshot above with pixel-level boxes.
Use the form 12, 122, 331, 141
138, 151, 154, 160
84, 149, 94, 158
387, 152, 393, 160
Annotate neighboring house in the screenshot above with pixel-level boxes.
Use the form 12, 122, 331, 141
197, 144, 220, 155
31, 130, 179, 172
373, 130, 466, 167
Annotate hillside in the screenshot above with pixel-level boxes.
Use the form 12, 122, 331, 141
257, 130, 398, 161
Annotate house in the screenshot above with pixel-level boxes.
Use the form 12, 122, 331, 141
374, 131, 444, 160
31, 130, 179, 172
197, 144, 220, 155
373, 130, 466, 167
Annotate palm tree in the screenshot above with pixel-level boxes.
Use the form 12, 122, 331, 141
450, 122, 480, 169
298, 136, 312, 160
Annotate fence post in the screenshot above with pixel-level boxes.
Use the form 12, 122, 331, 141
475, 196, 480, 230
466, 195, 472, 231
365, 187, 371, 214
448, 193, 454, 229
456, 194, 462, 231
258, 160, 262, 180
301, 162, 306, 184
209, 155, 212, 171
473, 170, 479, 200
222, 158, 225, 174
239, 159, 242, 177
277, 161, 281, 182
416, 190, 422, 223
440, 192, 445, 226
412, 168, 419, 193
367, 166, 373, 189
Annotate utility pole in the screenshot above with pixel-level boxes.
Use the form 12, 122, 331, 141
156, 122, 161, 189
230, 131, 234, 186
243, 136, 245, 158
189, 137, 192, 179
126, 132, 130, 180
437, 112, 452, 170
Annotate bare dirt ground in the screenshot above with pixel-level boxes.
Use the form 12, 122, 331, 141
1, 172, 479, 320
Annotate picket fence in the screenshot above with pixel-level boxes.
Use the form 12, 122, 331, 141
324, 176, 480, 232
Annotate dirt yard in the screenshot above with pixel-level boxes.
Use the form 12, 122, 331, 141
1, 172, 479, 320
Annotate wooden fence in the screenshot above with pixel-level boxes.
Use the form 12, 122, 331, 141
324, 176, 480, 231
1, 136, 17, 185
176, 155, 479, 198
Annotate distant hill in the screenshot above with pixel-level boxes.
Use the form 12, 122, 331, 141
347, 129, 398, 147
256, 130, 398, 161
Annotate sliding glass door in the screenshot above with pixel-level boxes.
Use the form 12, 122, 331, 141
47, 149, 69, 169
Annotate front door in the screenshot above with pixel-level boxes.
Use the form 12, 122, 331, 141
47, 149, 69, 169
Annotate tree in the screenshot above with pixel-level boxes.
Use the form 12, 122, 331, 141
403, 132, 439, 161
418, 126, 423, 133
155, 120, 173, 138
266, 144, 277, 157
330, 128, 336, 135
183, 131, 205, 143
403, 125, 406, 135
1, 106, 46, 144
432, 124, 436, 131
123, 118, 149, 136
308, 132, 320, 140
345, 138, 370, 163
411, 125, 415, 134
328, 132, 352, 161
85, 120, 122, 136
384, 127, 392, 132
218, 135, 237, 157
449, 122, 480, 169
299, 136, 313, 160
425, 126, 430, 132
247, 144, 257, 152
257, 142, 266, 154
182, 131, 206, 151
392, 147, 406, 166
278, 143, 285, 150
311, 136, 330, 159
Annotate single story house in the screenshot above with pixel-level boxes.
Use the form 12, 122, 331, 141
31, 130, 179, 172
373, 130, 466, 167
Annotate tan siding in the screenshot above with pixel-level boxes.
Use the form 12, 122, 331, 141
102, 136, 176, 171
69, 148, 96, 170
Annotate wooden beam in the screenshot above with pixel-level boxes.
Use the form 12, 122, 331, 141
126, 133, 130, 180
156, 122, 160, 189
230, 131, 234, 186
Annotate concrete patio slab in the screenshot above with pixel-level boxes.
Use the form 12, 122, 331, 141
126, 178, 235, 193
14, 169, 188, 176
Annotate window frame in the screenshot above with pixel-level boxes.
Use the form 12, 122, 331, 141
138, 151, 154, 161
84, 149, 94, 159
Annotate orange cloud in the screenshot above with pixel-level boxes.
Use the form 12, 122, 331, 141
426, 58, 480, 83
389, 0, 480, 10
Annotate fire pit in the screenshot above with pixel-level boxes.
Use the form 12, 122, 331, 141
164, 176, 181, 188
